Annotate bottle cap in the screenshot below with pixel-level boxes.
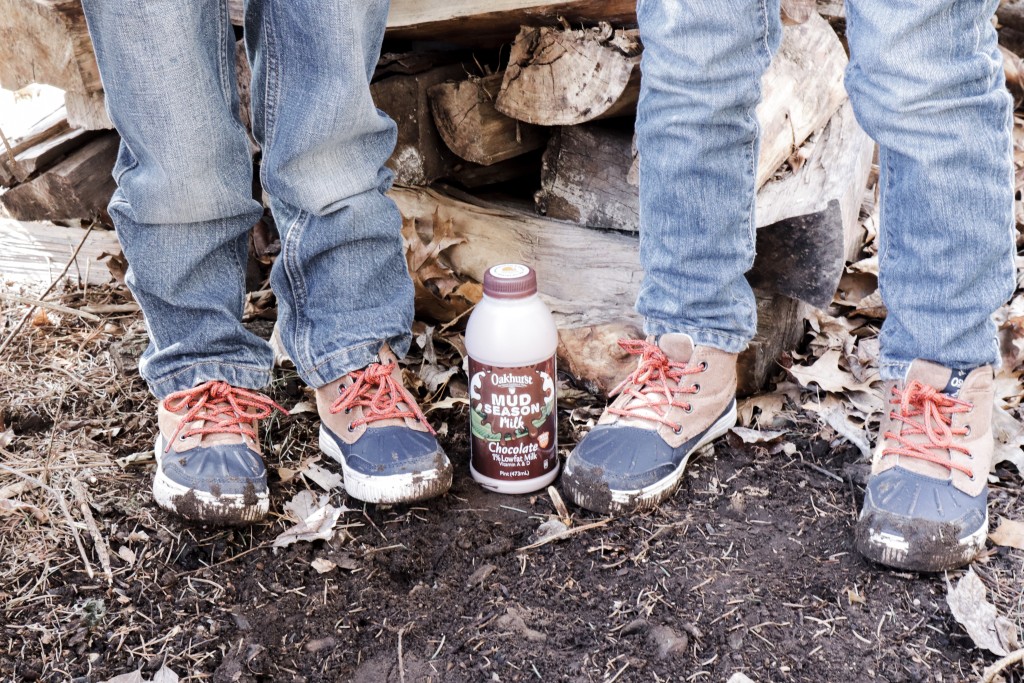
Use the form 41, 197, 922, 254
483, 263, 537, 299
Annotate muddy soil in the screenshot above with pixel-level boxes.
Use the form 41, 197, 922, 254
5, 381, 1022, 682
2, 291, 1022, 682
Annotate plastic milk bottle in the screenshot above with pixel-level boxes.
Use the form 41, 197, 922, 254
466, 264, 559, 494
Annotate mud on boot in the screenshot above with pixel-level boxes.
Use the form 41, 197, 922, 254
855, 361, 993, 572
561, 334, 738, 514
154, 381, 286, 524
316, 344, 452, 504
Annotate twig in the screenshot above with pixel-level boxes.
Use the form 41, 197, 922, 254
71, 479, 113, 584
607, 661, 629, 683
0, 223, 95, 356
547, 486, 571, 525
0, 123, 18, 175
80, 303, 140, 315
983, 647, 1024, 683
517, 518, 612, 551
0, 292, 102, 321
398, 622, 413, 683
0, 461, 94, 579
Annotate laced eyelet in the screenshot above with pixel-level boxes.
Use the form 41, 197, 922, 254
692, 384, 701, 394
684, 405, 693, 414
674, 426, 683, 435
347, 425, 355, 433
179, 433, 188, 441
699, 362, 708, 372
344, 408, 352, 415
964, 425, 971, 436
968, 471, 977, 482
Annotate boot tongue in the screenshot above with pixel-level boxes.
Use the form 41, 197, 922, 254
657, 333, 695, 363
905, 360, 966, 398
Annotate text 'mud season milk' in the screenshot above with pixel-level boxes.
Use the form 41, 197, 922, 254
466, 264, 559, 494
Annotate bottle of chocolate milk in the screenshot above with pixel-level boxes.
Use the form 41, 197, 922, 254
466, 264, 559, 494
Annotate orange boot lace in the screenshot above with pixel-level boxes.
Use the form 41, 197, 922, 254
882, 380, 974, 477
606, 339, 705, 433
329, 362, 435, 434
161, 381, 288, 452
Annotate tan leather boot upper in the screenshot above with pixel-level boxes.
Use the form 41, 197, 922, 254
159, 381, 283, 455
872, 361, 993, 497
315, 344, 433, 442
598, 334, 738, 448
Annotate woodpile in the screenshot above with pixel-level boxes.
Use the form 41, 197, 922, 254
0, 0, 889, 394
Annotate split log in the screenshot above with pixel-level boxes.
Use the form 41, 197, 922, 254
62, 91, 112, 131
781, 0, 816, 25
373, 63, 538, 187
390, 185, 809, 395
1, 105, 70, 186
385, 0, 637, 46
372, 63, 470, 185
0, 0, 101, 95
999, 0, 1024, 33
428, 73, 547, 166
1, 126, 96, 188
496, 25, 641, 127
536, 102, 873, 308
501, 12, 848, 190
0, 134, 118, 222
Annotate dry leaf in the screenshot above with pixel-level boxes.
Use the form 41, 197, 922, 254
273, 491, 347, 548
737, 392, 787, 428
299, 461, 343, 492
289, 400, 317, 415
402, 212, 480, 322
0, 498, 49, 522
990, 517, 1024, 550
117, 546, 136, 565
992, 405, 1024, 473
0, 429, 13, 449
946, 568, 1020, 656
311, 558, 337, 574
728, 427, 786, 444
789, 349, 874, 394
152, 665, 179, 683
803, 395, 872, 459
99, 671, 144, 683
530, 518, 568, 545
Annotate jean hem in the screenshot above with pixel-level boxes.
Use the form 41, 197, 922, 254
147, 361, 274, 400
303, 332, 413, 388
643, 319, 750, 354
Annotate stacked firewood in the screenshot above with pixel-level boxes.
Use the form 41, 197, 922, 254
13, 0, 1012, 393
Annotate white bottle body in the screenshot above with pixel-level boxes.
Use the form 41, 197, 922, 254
466, 293, 559, 494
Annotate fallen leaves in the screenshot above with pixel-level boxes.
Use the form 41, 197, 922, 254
99, 665, 178, 683
990, 517, 1024, 551
272, 491, 349, 549
402, 212, 481, 322
947, 568, 1021, 657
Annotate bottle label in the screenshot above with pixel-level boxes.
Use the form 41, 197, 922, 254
469, 357, 557, 481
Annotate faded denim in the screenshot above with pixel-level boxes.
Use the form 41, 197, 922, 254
81, 0, 413, 398
636, 0, 1016, 379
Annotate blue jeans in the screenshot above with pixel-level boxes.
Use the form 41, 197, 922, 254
81, 0, 413, 398
636, 0, 1016, 379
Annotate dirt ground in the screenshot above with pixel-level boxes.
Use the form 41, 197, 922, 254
3, 284, 1024, 683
